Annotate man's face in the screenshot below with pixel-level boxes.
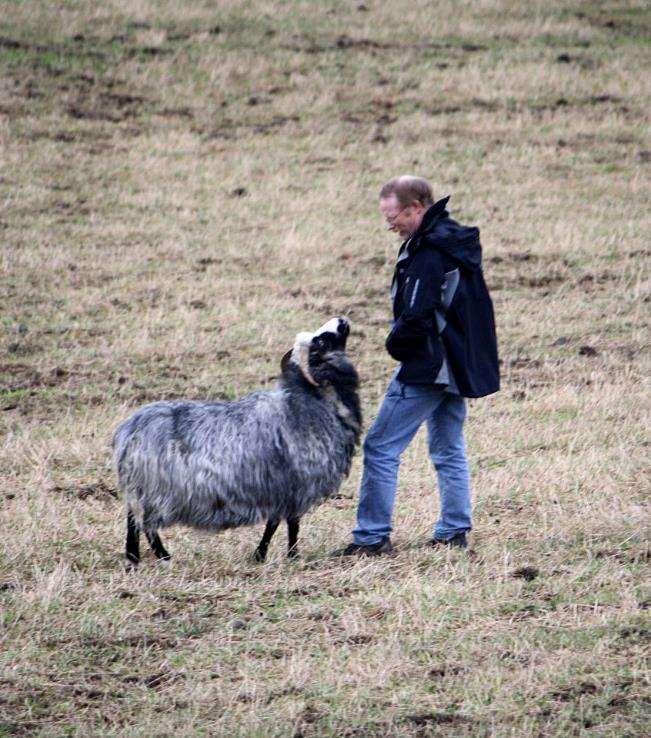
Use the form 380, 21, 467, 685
380, 193, 426, 239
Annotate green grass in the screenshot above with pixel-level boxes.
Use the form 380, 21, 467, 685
1, 0, 650, 736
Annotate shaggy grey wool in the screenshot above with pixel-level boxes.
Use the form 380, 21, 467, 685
113, 328, 361, 539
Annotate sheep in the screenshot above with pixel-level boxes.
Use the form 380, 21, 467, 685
113, 316, 361, 566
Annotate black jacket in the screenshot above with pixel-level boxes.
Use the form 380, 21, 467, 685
385, 197, 500, 398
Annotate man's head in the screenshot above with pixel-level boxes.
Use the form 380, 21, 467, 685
379, 175, 434, 239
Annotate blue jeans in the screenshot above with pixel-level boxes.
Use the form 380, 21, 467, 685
352, 376, 471, 545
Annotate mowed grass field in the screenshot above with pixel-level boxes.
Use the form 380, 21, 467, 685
1, 1, 649, 735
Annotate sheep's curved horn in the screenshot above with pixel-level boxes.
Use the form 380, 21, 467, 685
280, 350, 293, 375
292, 333, 319, 387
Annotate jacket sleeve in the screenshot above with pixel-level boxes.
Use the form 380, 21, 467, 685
386, 248, 445, 361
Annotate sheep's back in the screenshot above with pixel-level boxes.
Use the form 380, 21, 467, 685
114, 390, 354, 528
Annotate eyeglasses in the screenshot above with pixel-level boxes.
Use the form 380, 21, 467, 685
384, 204, 410, 230
384, 204, 408, 226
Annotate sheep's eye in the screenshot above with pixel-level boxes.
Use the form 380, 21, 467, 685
315, 337, 326, 348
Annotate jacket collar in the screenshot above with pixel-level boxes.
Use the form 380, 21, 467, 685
414, 195, 450, 237
393, 196, 451, 265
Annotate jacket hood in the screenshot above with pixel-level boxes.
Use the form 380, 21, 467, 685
417, 196, 482, 271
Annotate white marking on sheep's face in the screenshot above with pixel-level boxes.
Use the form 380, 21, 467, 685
311, 316, 350, 354
293, 331, 314, 349
286, 317, 350, 385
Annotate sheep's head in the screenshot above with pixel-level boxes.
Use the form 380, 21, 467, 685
281, 317, 351, 387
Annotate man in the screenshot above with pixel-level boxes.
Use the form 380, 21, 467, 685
340, 175, 499, 555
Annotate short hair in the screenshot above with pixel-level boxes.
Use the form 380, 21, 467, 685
379, 175, 434, 208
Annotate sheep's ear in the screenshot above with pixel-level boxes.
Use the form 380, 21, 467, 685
280, 350, 293, 375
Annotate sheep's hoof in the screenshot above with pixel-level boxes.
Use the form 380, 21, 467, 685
287, 548, 299, 560
252, 548, 267, 563
124, 558, 139, 573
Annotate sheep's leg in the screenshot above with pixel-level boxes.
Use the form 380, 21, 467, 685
287, 517, 299, 559
254, 518, 280, 562
145, 529, 171, 561
125, 511, 140, 568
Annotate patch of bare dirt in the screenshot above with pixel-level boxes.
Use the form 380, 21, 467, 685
195, 256, 220, 267
204, 115, 300, 141
156, 106, 194, 119
530, 94, 642, 119
0, 365, 78, 392
575, 11, 651, 39
512, 566, 540, 581
425, 100, 494, 116
488, 251, 538, 264
66, 90, 146, 123
550, 681, 599, 701
196, 114, 300, 140
282, 34, 487, 55
0, 101, 28, 117
556, 53, 599, 69
508, 357, 542, 369
6, 59, 148, 125
124, 46, 173, 58
336, 634, 375, 645
0, 35, 101, 61
25, 128, 111, 144
43, 632, 179, 649
50, 481, 118, 501
491, 271, 566, 290
403, 711, 473, 727
576, 271, 621, 291
595, 547, 649, 564
121, 671, 185, 689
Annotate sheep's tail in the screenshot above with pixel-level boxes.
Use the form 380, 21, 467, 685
112, 419, 144, 526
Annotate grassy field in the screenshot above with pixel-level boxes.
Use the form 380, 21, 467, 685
1, 0, 649, 735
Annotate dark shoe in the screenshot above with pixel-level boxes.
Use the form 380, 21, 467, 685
334, 538, 393, 557
431, 532, 468, 549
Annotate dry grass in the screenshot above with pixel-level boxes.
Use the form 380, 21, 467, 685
1, 1, 649, 736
